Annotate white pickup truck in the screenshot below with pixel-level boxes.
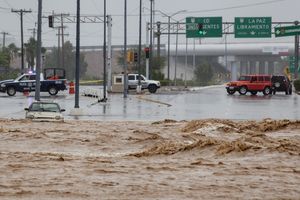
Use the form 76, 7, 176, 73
128, 74, 160, 93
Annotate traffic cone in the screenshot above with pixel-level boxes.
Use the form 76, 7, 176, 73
23, 90, 29, 96
69, 81, 75, 94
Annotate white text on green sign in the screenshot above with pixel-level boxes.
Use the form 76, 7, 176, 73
235, 17, 272, 38
186, 17, 222, 38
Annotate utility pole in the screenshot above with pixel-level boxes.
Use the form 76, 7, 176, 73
28, 28, 36, 39
107, 15, 112, 92
1, 32, 9, 50
156, 21, 161, 59
55, 27, 61, 67
60, 14, 66, 69
56, 25, 69, 68
12, 9, 32, 73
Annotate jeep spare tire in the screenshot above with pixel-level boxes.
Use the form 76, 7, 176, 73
274, 82, 281, 88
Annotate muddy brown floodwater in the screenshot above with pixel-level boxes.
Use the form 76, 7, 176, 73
0, 118, 299, 200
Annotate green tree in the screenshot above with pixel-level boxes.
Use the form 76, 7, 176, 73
7, 43, 19, 65
24, 37, 46, 69
194, 60, 213, 85
44, 41, 88, 80
0, 50, 10, 67
25, 37, 37, 68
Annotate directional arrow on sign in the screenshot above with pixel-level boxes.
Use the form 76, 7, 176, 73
275, 30, 281, 35
275, 25, 300, 37
250, 31, 256, 35
203, 31, 207, 35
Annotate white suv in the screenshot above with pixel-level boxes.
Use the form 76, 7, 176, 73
128, 74, 160, 93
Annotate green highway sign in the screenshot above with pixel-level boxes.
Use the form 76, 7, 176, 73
275, 25, 300, 37
288, 56, 300, 72
186, 17, 222, 38
235, 17, 272, 38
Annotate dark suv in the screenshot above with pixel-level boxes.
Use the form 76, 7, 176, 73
271, 75, 292, 95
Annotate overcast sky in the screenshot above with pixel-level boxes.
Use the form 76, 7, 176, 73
0, 0, 299, 47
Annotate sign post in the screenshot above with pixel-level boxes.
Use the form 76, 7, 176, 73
186, 17, 222, 38
234, 17, 272, 38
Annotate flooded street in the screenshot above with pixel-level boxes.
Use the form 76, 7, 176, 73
0, 118, 299, 199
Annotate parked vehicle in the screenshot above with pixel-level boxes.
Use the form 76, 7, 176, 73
271, 75, 292, 95
0, 68, 67, 96
128, 74, 160, 93
226, 74, 272, 95
24, 101, 65, 122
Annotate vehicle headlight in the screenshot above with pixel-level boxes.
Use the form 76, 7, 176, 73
1, 83, 5, 87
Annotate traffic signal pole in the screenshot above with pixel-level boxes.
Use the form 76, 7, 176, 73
295, 21, 299, 79
123, 0, 128, 98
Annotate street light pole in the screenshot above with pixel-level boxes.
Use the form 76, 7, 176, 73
174, 21, 179, 86
149, 0, 153, 80
103, 0, 107, 101
123, 0, 128, 98
75, 0, 80, 108
35, 0, 42, 101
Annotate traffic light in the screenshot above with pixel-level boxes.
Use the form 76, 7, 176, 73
144, 47, 150, 59
197, 23, 203, 35
48, 15, 54, 28
127, 50, 134, 63
134, 52, 138, 62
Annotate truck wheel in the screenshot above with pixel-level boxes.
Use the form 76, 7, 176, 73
285, 89, 289, 95
238, 86, 247, 95
226, 89, 235, 95
148, 84, 157, 93
263, 87, 271, 95
7, 87, 16, 96
48, 86, 58, 95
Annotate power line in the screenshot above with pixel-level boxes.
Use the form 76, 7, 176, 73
186, 0, 288, 14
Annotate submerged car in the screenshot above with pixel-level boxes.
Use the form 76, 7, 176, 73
25, 101, 65, 122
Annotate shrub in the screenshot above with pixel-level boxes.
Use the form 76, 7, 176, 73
294, 79, 300, 91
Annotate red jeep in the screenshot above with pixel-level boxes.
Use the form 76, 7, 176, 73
226, 75, 272, 95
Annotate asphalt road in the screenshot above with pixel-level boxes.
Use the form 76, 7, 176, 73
0, 85, 299, 121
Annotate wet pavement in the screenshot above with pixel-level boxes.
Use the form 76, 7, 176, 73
0, 85, 299, 121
